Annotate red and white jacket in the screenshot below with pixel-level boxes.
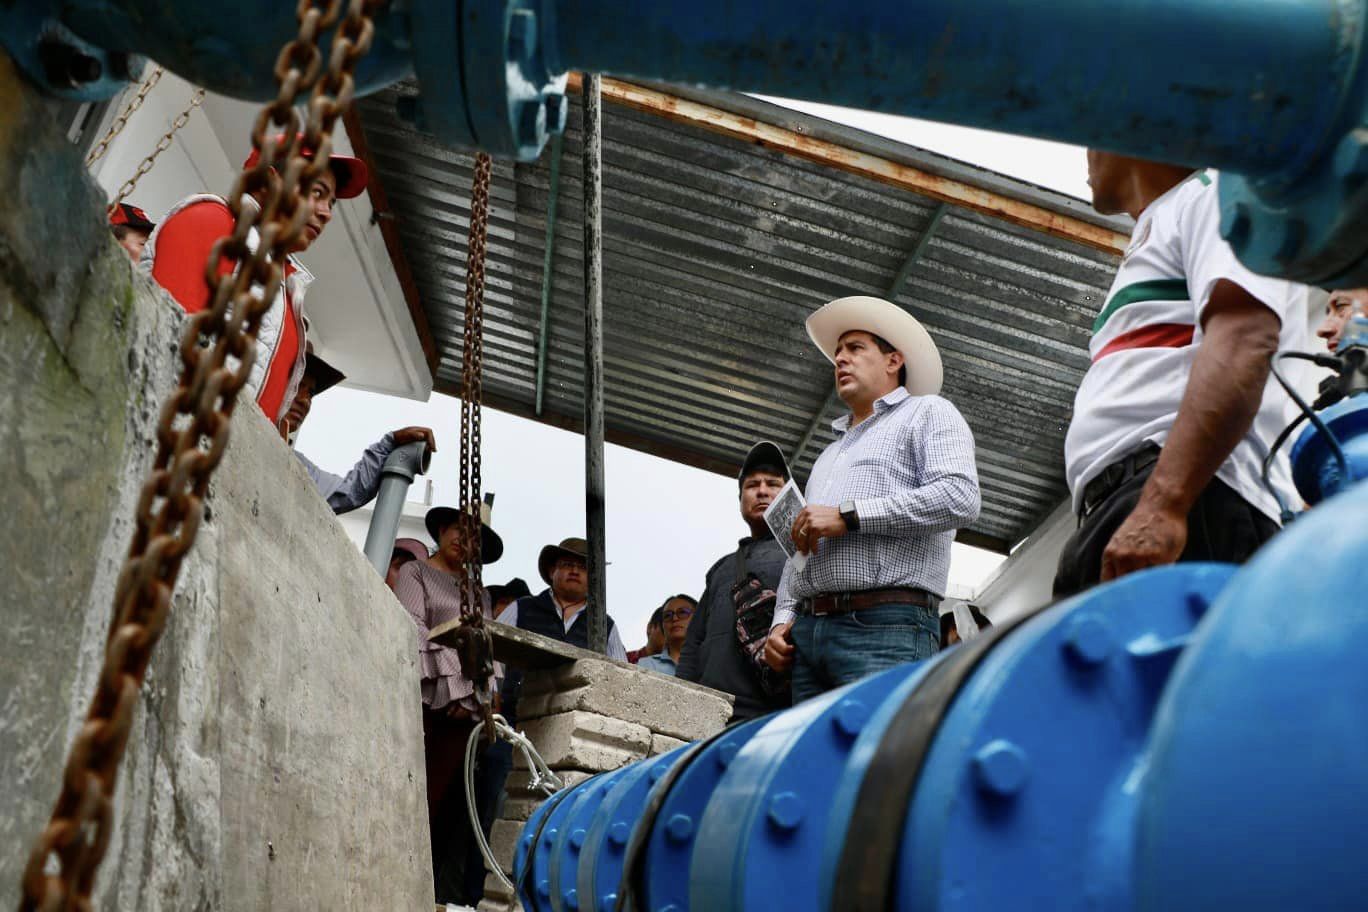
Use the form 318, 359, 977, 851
140, 193, 314, 426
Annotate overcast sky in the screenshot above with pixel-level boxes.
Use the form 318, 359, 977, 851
299, 101, 1093, 648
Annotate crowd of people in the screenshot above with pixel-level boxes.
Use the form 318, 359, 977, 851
112, 138, 1363, 906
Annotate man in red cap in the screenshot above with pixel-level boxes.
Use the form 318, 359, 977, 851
141, 135, 368, 430
108, 202, 155, 263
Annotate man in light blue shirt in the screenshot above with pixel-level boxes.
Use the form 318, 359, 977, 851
763, 296, 980, 703
285, 347, 437, 514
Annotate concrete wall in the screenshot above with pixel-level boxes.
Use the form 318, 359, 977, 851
0, 56, 431, 910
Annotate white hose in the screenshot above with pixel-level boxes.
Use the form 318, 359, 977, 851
464, 714, 564, 896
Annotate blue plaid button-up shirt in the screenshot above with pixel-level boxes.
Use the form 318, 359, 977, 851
772, 387, 980, 627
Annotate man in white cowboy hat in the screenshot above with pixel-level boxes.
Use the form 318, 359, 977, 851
763, 296, 980, 703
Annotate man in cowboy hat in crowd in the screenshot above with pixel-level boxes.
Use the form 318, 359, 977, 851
283, 345, 438, 514
495, 537, 628, 660
764, 296, 980, 703
677, 440, 795, 722
142, 134, 368, 431
108, 202, 155, 263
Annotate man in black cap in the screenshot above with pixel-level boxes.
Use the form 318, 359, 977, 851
108, 202, 155, 263
676, 441, 794, 722
494, 537, 627, 660
285, 345, 437, 514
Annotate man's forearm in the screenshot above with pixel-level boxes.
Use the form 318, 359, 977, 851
1141, 284, 1279, 514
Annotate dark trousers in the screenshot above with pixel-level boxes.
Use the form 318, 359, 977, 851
1053, 464, 1279, 599
422, 707, 481, 906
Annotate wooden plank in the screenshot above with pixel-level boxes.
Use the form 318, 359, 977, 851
568, 74, 1129, 257
430, 619, 596, 670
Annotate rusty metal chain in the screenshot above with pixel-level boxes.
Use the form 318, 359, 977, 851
449, 151, 495, 733
108, 86, 207, 211
18, 3, 384, 909
458, 150, 492, 610
84, 65, 164, 167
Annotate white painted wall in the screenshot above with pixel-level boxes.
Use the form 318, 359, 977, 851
335, 477, 436, 559
86, 72, 432, 401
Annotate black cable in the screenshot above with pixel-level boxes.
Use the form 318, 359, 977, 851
1270, 352, 1350, 504
1261, 411, 1307, 523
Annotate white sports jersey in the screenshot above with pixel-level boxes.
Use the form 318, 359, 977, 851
1064, 170, 1309, 522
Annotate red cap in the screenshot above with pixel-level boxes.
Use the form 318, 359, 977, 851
242, 134, 368, 200
109, 202, 155, 232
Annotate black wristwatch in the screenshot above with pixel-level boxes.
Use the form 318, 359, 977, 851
840, 500, 860, 531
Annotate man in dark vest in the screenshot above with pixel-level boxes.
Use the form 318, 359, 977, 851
495, 536, 627, 658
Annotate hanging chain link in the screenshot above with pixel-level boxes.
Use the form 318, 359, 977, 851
449, 151, 496, 735
108, 87, 207, 211
84, 65, 164, 167
18, 3, 384, 909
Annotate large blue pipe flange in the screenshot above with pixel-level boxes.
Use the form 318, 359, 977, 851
521, 773, 605, 912
639, 716, 769, 912
407, 0, 567, 159
689, 663, 930, 911
889, 564, 1233, 911
548, 770, 634, 912
1291, 394, 1368, 504
3, 0, 563, 160
515, 784, 577, 911
576, 748, 687, 912
1136, 482, 1368, 911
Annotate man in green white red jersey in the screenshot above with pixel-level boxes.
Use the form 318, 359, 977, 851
1053, 153, 1310, 597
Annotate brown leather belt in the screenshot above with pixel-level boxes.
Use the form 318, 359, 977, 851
801, 587, 939, 617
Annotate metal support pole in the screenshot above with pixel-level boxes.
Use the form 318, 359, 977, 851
582, 73, 608, 654
535, 131, 565, 416
362, 441, 431, 576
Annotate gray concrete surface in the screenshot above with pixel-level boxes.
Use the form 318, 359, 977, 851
0, 54, 431, 910
517, 658, 733, 742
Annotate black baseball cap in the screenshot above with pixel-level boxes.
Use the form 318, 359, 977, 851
739, 440, 791, 486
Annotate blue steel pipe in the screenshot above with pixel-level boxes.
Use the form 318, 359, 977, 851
512, 405, 1368, 912
554, 0, 1356, 183
10, 0, 1368, 281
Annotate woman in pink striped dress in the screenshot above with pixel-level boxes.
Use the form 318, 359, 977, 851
392, 505, 504, 906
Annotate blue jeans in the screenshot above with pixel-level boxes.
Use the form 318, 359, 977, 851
790, 603, 940, 704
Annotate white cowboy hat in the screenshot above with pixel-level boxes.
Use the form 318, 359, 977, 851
805, 295, 943, 396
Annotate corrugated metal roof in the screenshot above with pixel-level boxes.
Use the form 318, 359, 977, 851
356, 84, 1127, 551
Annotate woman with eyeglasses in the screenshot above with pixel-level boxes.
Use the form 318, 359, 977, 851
637, 594, 698, 677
